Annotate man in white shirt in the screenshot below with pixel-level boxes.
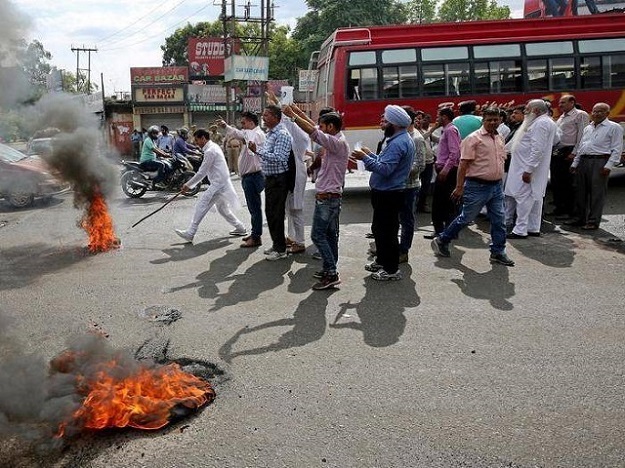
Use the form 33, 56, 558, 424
567, 102, 624, 230
218, 112, 266, 247
174, 128, 246, 243
505, 99, 558, 238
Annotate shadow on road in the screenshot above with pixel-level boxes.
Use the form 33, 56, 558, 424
151, 237, 232, 265
0, 243, 90, 291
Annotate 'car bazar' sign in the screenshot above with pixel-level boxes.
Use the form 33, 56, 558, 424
131, 67, 188, 85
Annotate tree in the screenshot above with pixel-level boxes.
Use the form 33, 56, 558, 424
405, 0, 438, 24
292, 0, 408, 71
437, 0, 510, 22
268, 25, 300, 82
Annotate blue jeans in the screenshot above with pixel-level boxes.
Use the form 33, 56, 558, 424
439, 179, 507, 255
311, 197, 341, 274
241, 171, 264, 239
399, 186, 420, 254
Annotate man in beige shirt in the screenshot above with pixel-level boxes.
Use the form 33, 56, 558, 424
431, 107, 514, 267
550, 94, 589, 219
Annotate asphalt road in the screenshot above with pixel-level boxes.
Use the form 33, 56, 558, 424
1, 171, 624, 468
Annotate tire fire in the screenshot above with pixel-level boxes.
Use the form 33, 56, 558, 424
82, 191, 120, 253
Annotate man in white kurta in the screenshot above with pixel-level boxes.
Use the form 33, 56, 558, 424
280, 115, 309, 253
175, 128, 245, 243
504, 99, 558, 238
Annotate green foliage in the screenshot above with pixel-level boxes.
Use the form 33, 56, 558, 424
268, 25, 300, 82
0, 109, 30, 142
405, 0, 438, 23
161, 21, 225, 66
292, 0, 408, 70
437, 0, 510, 22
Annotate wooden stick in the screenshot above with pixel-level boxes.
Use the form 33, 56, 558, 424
131, 191, 182, 228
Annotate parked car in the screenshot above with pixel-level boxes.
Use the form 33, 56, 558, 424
0, 142, 70, 208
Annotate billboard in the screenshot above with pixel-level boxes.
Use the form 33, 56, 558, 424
188, 38, 240, 78
524, 0, 625, 18
130, 67, 188, 85
224, 55, 270, 82
187, 84, 227, 104
298, 70, 318, 93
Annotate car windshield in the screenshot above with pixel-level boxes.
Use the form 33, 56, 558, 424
0, 143, 28, 163
28, 138, 53, 156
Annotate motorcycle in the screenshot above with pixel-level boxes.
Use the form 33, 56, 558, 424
120, 153, 201, 199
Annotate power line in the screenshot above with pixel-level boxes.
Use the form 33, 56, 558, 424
98, 4, 211, 52
98, 0, 193, 47
95, 2, 164, 43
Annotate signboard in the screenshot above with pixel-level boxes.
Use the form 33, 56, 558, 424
133, 106, 186, 115
267, 80, 289, 95
243, 97, 262, 113
187, 84, 227, 104
298, 70, 318, 92
188, 103, 243, 112
134, 87, 184, 103
224, 55, 269, 82
130, 67, 188, 85
188, 38, 239, 78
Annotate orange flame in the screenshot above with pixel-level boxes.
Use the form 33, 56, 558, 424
83, 192, 119, 253
57, 361, 214, 437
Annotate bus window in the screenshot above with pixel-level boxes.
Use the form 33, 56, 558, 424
605, 55, 625, 88
382, 65, 418, 99
581, 56, 602, 89
474, 60, 522, 94
473, 44, 520, 59
448, 62, 470, 95
579, 38, 625, 54
349, 51, 377, 66
526, 41, 574, 56
382, 48, 417, 64
527, 59, 549, 91
422, 64, 446, 96
348, 68, 378, 100
551, 57, 575, 90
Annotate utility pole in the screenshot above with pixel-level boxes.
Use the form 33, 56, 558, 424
71, 45, 98, 94
220, 0, 274, 121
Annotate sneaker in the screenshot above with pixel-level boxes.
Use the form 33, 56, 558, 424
430, 237, 450, 257
265, 250, 288, 261
312, 270, 325, 279
490, 253, 515, 267
263, 247, 275, 255
311, 251, 322, 260
312, 274, 341, 290
398, 252, 409, 264
229, 227, 248, 237
175, 229, 194, 243
371, 269, 402, 281
364, 261, 383, 272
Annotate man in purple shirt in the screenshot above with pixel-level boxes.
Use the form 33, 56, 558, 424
284, 105, 350, 290
428, 107, 461, 238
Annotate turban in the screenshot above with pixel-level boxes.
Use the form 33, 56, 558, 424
384, 105, 412, 127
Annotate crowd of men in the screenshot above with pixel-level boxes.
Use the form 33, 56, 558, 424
138, 94, 624, 290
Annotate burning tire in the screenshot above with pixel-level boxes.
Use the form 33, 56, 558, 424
121, 171, 147, 198
180, 172, 201, 197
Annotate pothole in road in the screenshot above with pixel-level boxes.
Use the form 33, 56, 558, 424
138, 305, 182, 325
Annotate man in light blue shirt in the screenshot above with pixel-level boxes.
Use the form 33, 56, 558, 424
351, 105, 414, 281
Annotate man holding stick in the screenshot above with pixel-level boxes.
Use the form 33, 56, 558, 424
174, 128, 246, 243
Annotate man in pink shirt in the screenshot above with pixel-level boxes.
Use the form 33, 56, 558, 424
431, 108, 515, 267
283, 105, 350, 290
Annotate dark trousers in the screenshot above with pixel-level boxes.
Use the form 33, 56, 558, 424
432, 166, 458, 235
139, 160, 166, 183
264, 173, 289, 252
550, 146, 575, 215
417, 162, 434, 211
371, 189, 405, 274
241, 171, 264, 239
574, 157, 610, 225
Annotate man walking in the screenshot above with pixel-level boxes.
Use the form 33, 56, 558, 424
549, 94, 589, 218
431, 108, 514, 266
505, 99, 558, 238
248, 105, 293, 261
218, 112, 266, 247
568, 102, 624, 230
175, 128, 246, 243
427, 107, 461, 239
351, 105, 414, 281
284, 105, 350, 290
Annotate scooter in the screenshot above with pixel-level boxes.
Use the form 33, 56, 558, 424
120, 153, 201, 199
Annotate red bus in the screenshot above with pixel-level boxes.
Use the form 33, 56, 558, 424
312, 13, 625, 150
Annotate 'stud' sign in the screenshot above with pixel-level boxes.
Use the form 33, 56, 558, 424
188, 38, 240, 78
131, 67, 188, 85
